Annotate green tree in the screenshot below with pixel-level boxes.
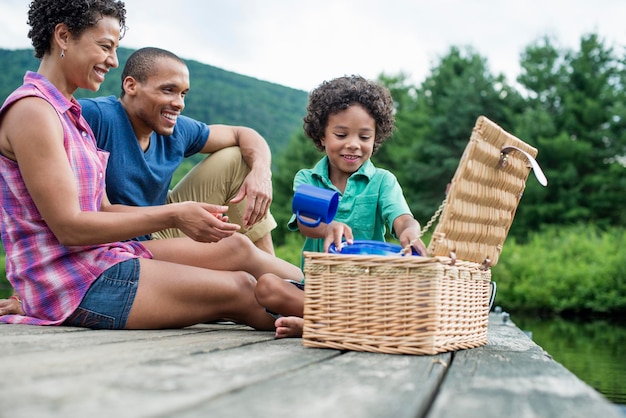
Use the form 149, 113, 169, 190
270, 131, 322, 246
372, 73, 427, 173
515, 34, 626, 231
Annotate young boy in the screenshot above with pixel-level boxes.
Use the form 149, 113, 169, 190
255, 75, 427, 338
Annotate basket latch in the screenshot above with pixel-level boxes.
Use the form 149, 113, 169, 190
481, 258, 491, 271
500, 146, 548, 186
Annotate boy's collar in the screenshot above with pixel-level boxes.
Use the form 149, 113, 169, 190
312, 156, 375, 183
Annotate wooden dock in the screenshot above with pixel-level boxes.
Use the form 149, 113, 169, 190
0, 313, 621, 418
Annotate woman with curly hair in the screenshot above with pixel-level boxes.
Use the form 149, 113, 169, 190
254, 75, 428, 338
0, 0, 302, 330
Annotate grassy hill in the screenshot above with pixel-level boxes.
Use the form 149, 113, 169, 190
0, 48, 308, 155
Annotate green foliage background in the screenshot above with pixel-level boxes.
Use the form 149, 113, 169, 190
493, 225, 626, 315
1, 32, 624, 316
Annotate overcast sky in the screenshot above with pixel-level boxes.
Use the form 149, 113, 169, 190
1, 0, 625, 92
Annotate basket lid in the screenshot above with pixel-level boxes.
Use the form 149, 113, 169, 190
427, 116, 543, 266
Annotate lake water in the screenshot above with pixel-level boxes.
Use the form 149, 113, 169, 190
512, 312, 626, 411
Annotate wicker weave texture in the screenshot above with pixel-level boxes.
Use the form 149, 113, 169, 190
302, 253, 491, 355
428, 116, 538, 266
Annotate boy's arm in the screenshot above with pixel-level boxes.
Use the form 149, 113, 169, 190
393, 214, 428, 256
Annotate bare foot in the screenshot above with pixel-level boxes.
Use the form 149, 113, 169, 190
274, 316, 304, 338
0, 297, 25, 316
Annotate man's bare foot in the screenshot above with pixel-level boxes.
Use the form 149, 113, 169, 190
0, 297, 25, 316
274, 316, 303, 338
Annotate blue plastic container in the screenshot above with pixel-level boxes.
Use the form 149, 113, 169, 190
328, 240, 420, 256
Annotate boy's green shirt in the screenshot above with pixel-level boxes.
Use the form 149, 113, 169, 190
288, 156, 413, 264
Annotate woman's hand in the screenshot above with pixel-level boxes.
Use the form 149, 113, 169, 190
173, 202, 241, 243
0, 296, 25, 316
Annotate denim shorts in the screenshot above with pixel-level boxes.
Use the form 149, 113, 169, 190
63, 258, 140, 330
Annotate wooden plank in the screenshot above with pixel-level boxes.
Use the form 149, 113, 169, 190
174, 350, 450, 418
0, 315, 621, 418
0, 326, 338, 418
0, 323, 243, 356
428, 318, 623, 418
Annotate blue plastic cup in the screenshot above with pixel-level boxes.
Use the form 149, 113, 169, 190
292, 184, 339, 227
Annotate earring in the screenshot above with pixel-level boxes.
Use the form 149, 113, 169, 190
60, 50, 65, 59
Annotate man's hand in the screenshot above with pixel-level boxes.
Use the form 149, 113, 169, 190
230, 168, 272, 228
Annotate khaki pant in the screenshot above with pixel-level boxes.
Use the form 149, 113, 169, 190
152, 146, 277, 242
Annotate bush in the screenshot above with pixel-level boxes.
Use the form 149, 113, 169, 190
492, 224, 626, 315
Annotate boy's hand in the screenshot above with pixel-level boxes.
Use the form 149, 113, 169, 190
323, 221, 353, 253
399, 228, 428, 256
394, 215, 428, 256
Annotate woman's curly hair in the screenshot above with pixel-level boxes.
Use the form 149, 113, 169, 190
303, 75, 396, 154
27, 0, 127, 59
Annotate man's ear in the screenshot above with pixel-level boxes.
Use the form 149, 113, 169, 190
122, 76, 138, 96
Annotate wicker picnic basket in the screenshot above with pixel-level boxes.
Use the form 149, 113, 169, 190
302, 115, 546, 355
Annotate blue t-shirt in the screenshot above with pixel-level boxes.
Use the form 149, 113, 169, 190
79, 96, 209, 208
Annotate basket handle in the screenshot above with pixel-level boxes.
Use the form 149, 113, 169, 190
500, 146, 548, 186
489, 281, 497, 311
400, 198, 447, 256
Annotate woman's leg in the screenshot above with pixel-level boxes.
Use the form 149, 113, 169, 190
143, 234, 302, 280
125, 258, 275, 330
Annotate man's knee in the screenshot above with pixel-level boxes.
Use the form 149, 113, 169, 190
166, 146, 276, 246
243, 213, 277, 242
169, 146, 248, 206
196, 147, 249, 190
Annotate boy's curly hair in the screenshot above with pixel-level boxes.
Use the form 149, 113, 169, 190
27, 0, 127, 59
303, 75, 396, 154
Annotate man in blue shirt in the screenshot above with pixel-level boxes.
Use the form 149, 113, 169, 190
81, 47, 276, 253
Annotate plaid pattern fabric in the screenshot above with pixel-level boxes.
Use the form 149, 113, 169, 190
0, 72, 151, 325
